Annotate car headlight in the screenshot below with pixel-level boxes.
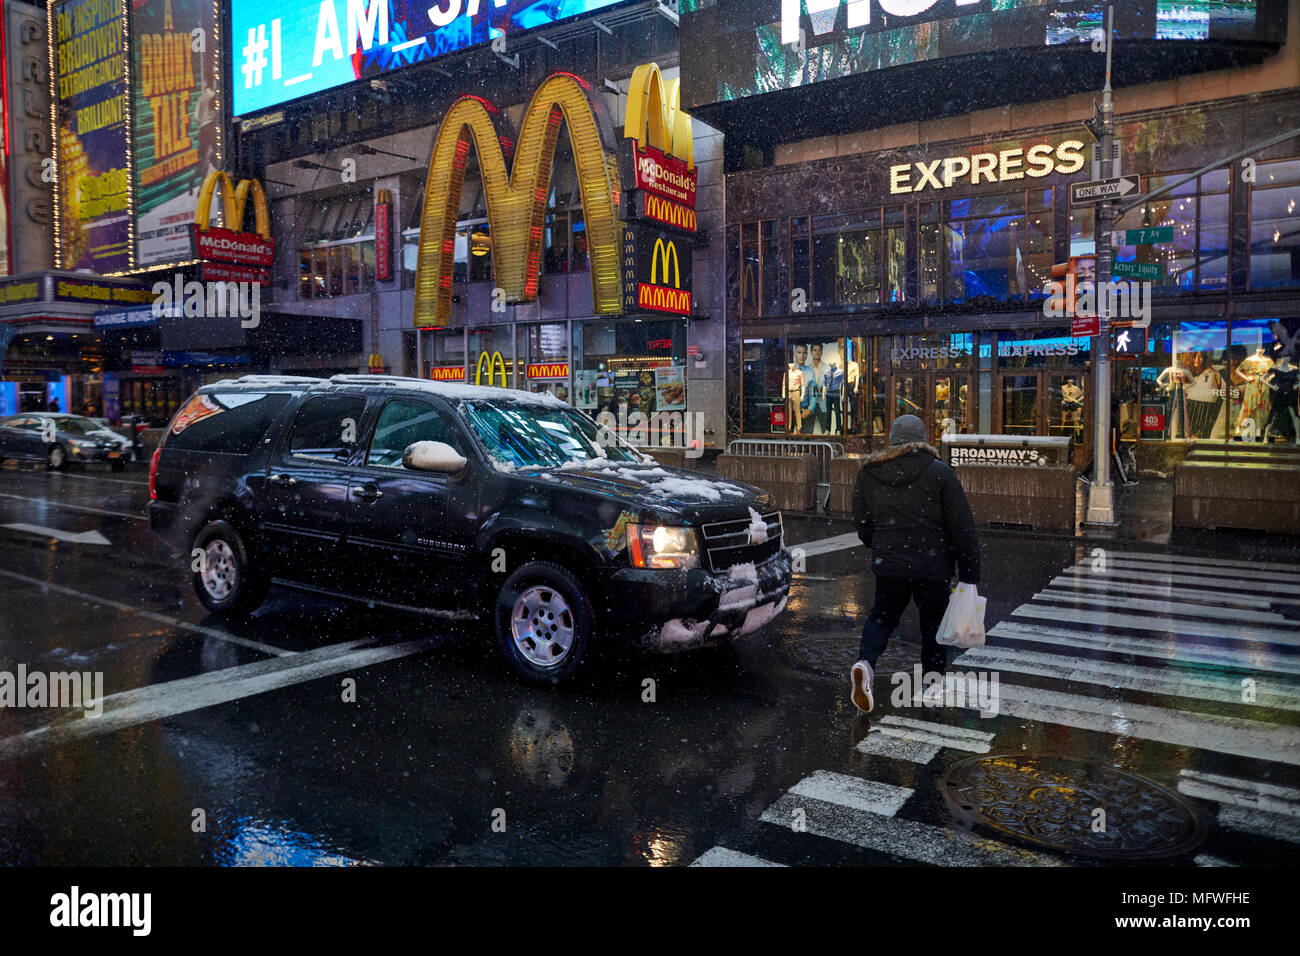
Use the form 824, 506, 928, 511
627, 523, 699, 570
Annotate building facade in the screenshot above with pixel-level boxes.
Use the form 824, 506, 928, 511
680, 0, 1297, 471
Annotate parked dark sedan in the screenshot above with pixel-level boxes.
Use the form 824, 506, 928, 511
0, 413, 131, 470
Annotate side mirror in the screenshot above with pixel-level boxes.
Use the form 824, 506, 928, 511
403, 440, 468, 475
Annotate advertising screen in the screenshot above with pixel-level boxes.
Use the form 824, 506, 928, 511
132, 0, 222, 269
51, 0, 131, 273
230, 0, 632, 116
680, 0, 1270, 108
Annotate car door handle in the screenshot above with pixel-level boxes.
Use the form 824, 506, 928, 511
273, 473, 298, 486
352, 485, 383, 501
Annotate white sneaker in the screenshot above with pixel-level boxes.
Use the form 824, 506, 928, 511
850, 661, 874, 714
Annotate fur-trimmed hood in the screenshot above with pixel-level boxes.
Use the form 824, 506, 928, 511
858, 441, 941, 488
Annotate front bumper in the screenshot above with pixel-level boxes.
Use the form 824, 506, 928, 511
606, 549, 792, 652
67, 443, 121, 462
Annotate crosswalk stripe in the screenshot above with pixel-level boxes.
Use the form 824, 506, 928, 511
946, 682, 1300, 766
1075, 552, 1300, 575
759, 791, 1067, 866
793, 532, 862, 558
1194, 854, 1238, 867
855, 734, 942, 764
861, 715, 996, 756
1215, 805, 1300, 845
1177, 770, 1300, 818
953, 645, 1300, 711
786, 770, 914, 818
690, 847, 785, 867
1045, 576, 1277, 611
988, 620, 1300, 675
1035, 590, 1293, 627
1011, 604, 1300, 646
1057, 566, 1300, 597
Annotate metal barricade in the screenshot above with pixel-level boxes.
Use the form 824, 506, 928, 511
725, 439, 844, 510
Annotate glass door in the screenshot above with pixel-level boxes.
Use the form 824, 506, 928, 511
1000, 375, 1039, 435
932, 373, 972, 442
1047, 372, 1088, 447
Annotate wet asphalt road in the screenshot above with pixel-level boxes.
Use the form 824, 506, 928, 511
0, 461, 1297, 866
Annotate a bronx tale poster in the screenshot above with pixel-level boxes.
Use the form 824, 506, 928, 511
51, 0, 130, 272
131, 0, 220, 269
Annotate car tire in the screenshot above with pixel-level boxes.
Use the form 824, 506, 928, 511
494, 561, 596, 685
191, 519, 270, 616
47, 444, 66, 471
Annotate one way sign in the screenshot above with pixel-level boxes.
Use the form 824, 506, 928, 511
1070, 175, 1140, 205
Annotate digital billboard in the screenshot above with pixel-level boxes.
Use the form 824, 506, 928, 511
680, 0, 1274, 108
230, 0, 633, 116
51, 0, 131, 273
132, 0, 223, 269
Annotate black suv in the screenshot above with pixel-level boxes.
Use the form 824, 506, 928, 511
148, 375, 791, 682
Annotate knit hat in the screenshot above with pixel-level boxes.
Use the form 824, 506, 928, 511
889, 414, 927, 446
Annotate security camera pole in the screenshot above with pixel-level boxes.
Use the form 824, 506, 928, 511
1086, 4, 1118, 526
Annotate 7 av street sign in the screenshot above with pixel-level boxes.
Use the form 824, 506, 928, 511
1070, 175, 1140, 205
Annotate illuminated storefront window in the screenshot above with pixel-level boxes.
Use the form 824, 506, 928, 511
1249, 159, 1300, 290
946, 189, 1054, 304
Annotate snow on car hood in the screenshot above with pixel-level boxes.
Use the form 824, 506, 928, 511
526, 461, 762, 518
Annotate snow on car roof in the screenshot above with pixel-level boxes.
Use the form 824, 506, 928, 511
322, 375, 568, 408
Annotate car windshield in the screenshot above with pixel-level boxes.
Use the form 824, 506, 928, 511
461, 401, 641, 469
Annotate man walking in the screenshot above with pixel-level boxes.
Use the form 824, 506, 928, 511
849, 414, 981, 713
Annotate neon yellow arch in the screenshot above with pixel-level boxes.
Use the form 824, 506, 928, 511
195, 171, 270, 239
414, 73, 622, 328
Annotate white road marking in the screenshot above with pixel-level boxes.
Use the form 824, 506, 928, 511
855, 734, 941, 764
1045, 576, 1276, 610
1177, 770, 1300, 819
0, 568, 290, 658
1194, 854, 1238, 867
1, 523, 111, 546
0, 636, 436, 762
1075, 552, 1300, 575
1011, 604, 1300, 646
690, 847, 785, 867
1216, 805, 1300, 845
858, 715, 995, 759
760, 791, 1067, 866
1056, 565, 1300, 597
790, 532, 861, 559
0, 492, 146, 522
46, 471, 148, 487
787, 770, 914, 818
953, 645, 1300, 711
949, 682, 1300, 766
1036, 589, 1293, 626
987, 620, 1300, 675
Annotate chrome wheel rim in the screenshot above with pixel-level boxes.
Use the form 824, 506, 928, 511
510, 586, 575, 668
48, 446, 64, 468
201, 539, 238, 600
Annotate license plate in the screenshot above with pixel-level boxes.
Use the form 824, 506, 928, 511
108, 451, 120, 458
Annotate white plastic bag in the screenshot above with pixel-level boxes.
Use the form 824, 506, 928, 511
936, 583, 986, 648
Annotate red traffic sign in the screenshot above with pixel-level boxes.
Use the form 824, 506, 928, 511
1071, 314, 1100, 337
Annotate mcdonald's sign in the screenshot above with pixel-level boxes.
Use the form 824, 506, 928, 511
191, 172, 275, 275
475, 351, 509, 388
414, 73, 623, 328
622, 226, 692, 316
621, 63, 697, 209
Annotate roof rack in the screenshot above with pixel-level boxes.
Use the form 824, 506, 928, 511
328, 374, 428, 386
230, 375, 327, 385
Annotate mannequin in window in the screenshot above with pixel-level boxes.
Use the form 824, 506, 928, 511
843, 360, 861, 434
823, 358, 844, 435
806, 343, 830, 435
1184, 352, 1225, 439
1061, 377, 1085, 444
1156, 360, 1192, 440
786, 362, 806, 436
1235, 347, 1274, 441
1263, 355, 1299, 444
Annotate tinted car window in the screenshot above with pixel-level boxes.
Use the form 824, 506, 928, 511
165, 392, 291, 454
366, 399, 463, 468
288, 394, 368, 462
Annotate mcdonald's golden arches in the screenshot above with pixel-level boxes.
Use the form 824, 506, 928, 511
194, 172, 271, 238
475, 351, 509, 387
414, 73, 623, 328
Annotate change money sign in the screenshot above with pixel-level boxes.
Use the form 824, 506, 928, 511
52, 0, 130, 272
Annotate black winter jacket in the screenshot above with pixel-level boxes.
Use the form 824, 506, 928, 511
851, 441, 981, 584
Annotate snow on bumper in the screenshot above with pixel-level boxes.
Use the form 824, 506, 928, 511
641, 551, 792, 652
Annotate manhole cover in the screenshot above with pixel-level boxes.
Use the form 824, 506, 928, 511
779, 631, 861, 677
940, 753, 1206, 860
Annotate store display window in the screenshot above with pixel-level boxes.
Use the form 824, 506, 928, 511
1250, 159, 1300, 290
742, 337, 786, 434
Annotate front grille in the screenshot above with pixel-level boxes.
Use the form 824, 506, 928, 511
699, 511, 783, 573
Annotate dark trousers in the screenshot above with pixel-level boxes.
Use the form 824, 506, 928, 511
858, 575, 951, 674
